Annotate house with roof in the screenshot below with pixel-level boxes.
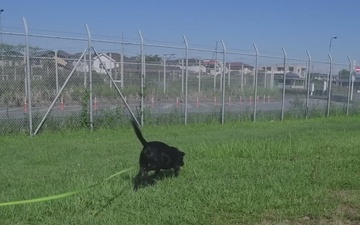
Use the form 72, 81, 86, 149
31, 50, 69, 68
226, 62, 254, 74
261, 64, 307, 88
92, 53, 119, 74
1, 50, 24, 67
201, 59, 226, 76
337, 72, 360, 92
262, 64, 307, 77
183, 58, 207, 74
174, 59, 254, 76
0, 50, 24, 80
70, 52, 122, 74
104, 52, 122, 62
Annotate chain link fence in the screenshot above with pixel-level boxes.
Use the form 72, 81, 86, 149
1, 19, 360, 136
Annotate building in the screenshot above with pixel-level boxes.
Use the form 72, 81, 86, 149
261, 64, 307, 89
92, 53, 119, 74
226, 62, 254, 74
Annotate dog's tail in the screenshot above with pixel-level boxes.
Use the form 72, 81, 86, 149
131, 119, 147, 147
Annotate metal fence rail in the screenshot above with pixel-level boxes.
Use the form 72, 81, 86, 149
0, 17, 359, 136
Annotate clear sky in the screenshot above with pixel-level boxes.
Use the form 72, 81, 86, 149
1, 0, 360, 67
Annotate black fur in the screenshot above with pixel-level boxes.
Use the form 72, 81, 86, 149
131, 119, 185, 180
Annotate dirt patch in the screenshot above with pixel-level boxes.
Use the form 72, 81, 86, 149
334, 190, 360, 203
258, 217, 358, 225
257, 190, 360, 225
334, 190, 360, 222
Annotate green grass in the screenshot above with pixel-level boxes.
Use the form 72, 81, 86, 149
1, 117, 360, 224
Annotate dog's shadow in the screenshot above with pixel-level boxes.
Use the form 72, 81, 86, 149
132, 170, 176, 191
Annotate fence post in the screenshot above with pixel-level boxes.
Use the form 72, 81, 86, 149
326, 53, 333, 117
23, 17, 33, 136
138, 30, 144, 126
346, 56, 352, 116
264, 67, 267, 88
33, 49, 88, 135
23, 52, 27, 99
198, 59, 201, 93
83, 50, 87, 88
109, 53, 112, 88
85, 24, 93, 131
120, 32, 124, 89
253, 44, 259, 122
213, 73, 217, 91
305, 51, 312, 119
183, 35, 189, 125
281, 47, 287, 121
163, 55, 166, 93
55, 49, 59, 93
181, 59, 184, 93
241, 64, 244, 90
220, 40, 226, 124
228, 62, 231, 87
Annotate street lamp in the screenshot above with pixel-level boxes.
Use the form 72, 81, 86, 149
329, 36, 337, 53
326, 36, 337, 117
0, 9, 4, 80
0, 9, 3, 42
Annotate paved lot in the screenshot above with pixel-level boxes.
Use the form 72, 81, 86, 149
0, 97, 340, 120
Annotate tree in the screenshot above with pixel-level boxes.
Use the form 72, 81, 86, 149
145, 54, 162, 62
0, 43, 39, 53
338, 69, 350, 80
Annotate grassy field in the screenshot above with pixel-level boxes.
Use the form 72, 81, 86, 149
1, 117, 360, 224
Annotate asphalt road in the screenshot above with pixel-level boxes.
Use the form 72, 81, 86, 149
0, 97, 341, 120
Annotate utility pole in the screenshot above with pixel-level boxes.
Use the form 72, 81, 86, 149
0, 9, 4, 80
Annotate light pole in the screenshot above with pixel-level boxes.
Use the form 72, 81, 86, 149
0, 9, 4, 80
328, 36, 337, 81
326, 36, 337, 117
329, 36, 337, 53
0, 9, 3, 40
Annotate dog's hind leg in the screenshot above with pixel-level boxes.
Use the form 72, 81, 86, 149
134, 167, 149, 189
140, 167, 148, 178
154, 169, 161, 177
134, 169, 145, 190
135, 167, 148, 181
174, 167, 180, 177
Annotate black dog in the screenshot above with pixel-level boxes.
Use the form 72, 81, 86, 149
131, 119, 185, 180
